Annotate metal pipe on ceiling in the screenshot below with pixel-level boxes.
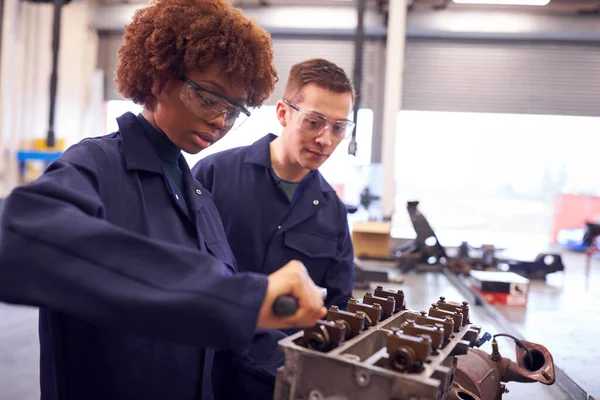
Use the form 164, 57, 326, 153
46, 0, 65, 148
0, 0, 4, 94
349, 0, 366, 156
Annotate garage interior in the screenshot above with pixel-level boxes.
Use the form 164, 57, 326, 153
1, 0, 599, 399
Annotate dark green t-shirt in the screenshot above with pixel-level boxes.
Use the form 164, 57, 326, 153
279, 179, 301, 202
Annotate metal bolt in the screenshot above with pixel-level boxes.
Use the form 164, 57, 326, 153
365, 292, 373, 297
373, 303, 382, 309
405, 320, 415, 326
329, 305, 339, 312
542, 371, 551, 380
462, 301, 469, 307
431, 303, 438, 309
309, 390, 324, 400
355, 311, 366, 318
420, 311, 427, 316
387, 296, 395, 302
397, 290, 404, 295
355, 370, 370, 387
439, 296, 446, 302
348, 298, 358, 304
376, 285, 384, 290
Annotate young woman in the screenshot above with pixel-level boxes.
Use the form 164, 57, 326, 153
0, 1, 326, 399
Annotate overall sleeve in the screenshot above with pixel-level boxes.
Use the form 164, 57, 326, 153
0, 157, 268, 352
321, 209, 355, 309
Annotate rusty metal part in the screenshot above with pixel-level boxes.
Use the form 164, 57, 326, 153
417, 313, 454, 344
401, 319, 444, 351
374, 286, 406, 311
446, 380, 482, 400
429, 304, 463, 332
386, 329, 432, 373
513, 340, 555, 385
436, 296, 471, 326
346, 298, 382, 326
363, 292, 395, 318
454, 348, 503, 400
326, 305, 366, 340
302, 320, 346, 352
452, 338, 557, 400
447, 258, 474, 275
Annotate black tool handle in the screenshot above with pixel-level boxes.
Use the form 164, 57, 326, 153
272, 287, 327, 316
272, 296, 298, 316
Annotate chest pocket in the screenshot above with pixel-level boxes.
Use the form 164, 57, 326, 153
195, 207, 237, 274
206, 239, 236, 274
283, 231, 337, 259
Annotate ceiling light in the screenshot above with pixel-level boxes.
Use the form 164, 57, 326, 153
453, 0, 550, 5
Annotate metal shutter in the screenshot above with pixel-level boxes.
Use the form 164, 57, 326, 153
403, 38, 600, 117
269, 38, 381, 108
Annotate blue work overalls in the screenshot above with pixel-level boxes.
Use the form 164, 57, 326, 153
0, 112, 272, 400
192, 133, 355, 308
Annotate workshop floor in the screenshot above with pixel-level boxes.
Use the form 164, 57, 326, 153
0, 250, 598, 400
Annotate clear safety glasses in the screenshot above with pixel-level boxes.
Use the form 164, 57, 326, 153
180, 77, 251, 131
283, 100, 355, 142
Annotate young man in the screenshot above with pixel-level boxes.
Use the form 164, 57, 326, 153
192, 58, 355, 310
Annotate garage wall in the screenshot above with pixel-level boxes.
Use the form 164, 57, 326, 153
403, 38, 600, 117
99, 35, 384, 111
0, 0, 100, 160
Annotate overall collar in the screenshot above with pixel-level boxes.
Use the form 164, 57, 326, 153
244, 133, 335, 194
117, 112, 170, 173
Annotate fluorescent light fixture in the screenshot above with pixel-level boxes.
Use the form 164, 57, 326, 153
453, 0, 550, 5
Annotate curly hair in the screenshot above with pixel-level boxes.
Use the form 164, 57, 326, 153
115, 0, 278, 108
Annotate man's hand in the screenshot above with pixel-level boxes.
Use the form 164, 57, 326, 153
257, 260, 327, 330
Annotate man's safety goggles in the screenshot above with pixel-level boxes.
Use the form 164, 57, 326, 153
283, 100, 355, 142
180, 77, 251, 131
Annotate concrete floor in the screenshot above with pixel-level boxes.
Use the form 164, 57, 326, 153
0, 251, 598, 400
0, 303, 39, 400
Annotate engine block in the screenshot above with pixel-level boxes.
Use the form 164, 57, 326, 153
274, 288, 481, 400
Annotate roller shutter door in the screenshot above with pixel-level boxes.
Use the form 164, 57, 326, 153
403, 38, 600, 117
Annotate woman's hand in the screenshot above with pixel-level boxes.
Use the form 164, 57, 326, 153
257, 260, 327, 330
